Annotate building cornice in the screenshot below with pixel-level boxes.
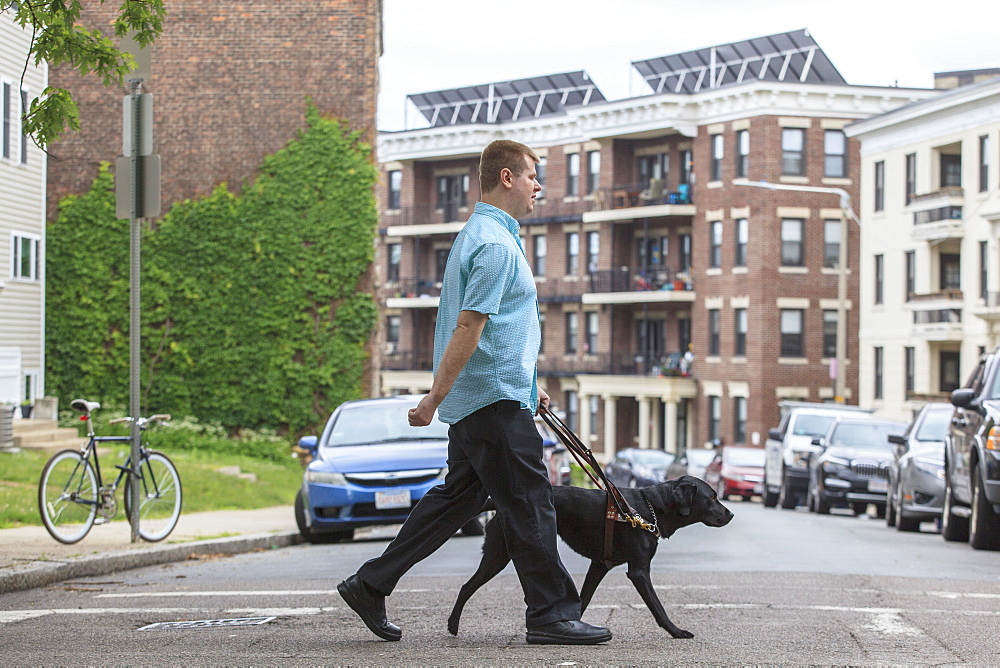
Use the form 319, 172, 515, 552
378, 81, 934, 163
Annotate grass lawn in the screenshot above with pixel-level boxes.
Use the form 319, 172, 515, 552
0, 447, 302, 530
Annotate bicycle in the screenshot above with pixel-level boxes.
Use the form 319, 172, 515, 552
38, 398, 182, 544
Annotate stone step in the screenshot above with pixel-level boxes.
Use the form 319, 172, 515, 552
12, 419, 88, 453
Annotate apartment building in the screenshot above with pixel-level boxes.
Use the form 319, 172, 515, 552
0, 11, 47, 408
377, 30, 933, 460
847, 73, 1000, 420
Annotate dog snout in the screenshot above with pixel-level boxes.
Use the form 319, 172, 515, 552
708, 502, 734, 527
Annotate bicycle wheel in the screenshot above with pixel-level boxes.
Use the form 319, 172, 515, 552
124, 450, 182, 542
38, 450, 98, 544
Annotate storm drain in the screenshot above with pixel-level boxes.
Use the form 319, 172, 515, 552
138, 616, 276, 631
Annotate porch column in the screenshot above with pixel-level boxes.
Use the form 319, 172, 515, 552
663, 398, 678, 455
603, 394, 617, 460
650, 399, 662, 450
637, 395, 650, 450
578, 393, 591, 447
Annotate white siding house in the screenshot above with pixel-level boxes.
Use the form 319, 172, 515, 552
847, 76, 1000, 420
0, 10, 47, 409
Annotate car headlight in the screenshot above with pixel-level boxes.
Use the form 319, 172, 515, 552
822, 456, 850, 474
305, 470, 348, 485
791, 449, 813, 468
913, 457, 944, 479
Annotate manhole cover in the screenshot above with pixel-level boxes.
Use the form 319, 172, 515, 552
138, 616, 276, 631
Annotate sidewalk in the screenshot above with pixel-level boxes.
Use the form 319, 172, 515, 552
0, 506, 300, 595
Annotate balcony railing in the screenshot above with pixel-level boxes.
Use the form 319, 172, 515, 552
913, 309, 961, 325
914, 206, 963, 226
538, 350, 694, 377
908, 290, 963, 304
385, 278, 442, 298
382, 349, 433, 371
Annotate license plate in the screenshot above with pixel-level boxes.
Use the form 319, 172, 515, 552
868, 479, 888, 493
375, 490, 411, 510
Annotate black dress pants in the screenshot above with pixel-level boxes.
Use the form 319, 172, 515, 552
357, 400, 581, 627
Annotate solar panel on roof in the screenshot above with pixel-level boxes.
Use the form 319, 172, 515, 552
632, 29, 846, 95
407, 71, 606, 127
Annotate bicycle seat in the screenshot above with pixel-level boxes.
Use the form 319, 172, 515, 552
70, 399, 102, 414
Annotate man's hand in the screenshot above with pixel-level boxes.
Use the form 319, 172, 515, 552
538, 387, 550, 412
408, 394, 440, 427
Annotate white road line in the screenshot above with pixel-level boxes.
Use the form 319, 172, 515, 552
95, 588, 433, 599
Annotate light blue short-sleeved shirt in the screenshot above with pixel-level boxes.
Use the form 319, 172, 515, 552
434, 202, 540, 424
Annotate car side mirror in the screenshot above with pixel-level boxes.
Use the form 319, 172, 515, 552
297, 435, 318, 454
551, 444, 567, 455
810, 437, 824, 447
769, 428, 782, 441
888, 433, 907, 457
951, 388, 976, 409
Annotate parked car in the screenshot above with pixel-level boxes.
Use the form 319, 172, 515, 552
703, 446, 766, 501
605, 448, 675, 488
763, 401, 874, 510
666, 447, 717, 481
886, 402, 951, 532
294, 395, 483, 543
943, 346, 1000, 550
536, 414, 572, 486
806, 416, 907, 516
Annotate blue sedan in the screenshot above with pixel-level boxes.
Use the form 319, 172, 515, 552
294, 395, 483, 542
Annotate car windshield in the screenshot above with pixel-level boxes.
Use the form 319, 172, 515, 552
687, 449, 716, 466
829, 422, 902, 449
915, 408, 951, 441
632, 450, 674, 467
726, 448, 765, 467
324, 403, 450, 447
793, 414, 836, 437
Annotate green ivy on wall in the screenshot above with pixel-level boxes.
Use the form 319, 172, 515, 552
46, 106, 378, 434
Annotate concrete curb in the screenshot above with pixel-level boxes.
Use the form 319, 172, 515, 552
0, 531, 303, 595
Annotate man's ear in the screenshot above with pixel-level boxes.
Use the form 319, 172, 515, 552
499, 167, 513, 189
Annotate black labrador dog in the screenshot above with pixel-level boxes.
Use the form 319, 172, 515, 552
448, 475, 734, 638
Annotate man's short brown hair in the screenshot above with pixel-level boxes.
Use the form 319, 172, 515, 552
479, 139, 539, 194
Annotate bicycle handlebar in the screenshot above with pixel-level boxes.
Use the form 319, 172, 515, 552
108, 414, 172, 428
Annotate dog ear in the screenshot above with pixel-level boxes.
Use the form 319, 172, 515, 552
671, 479, 695, 516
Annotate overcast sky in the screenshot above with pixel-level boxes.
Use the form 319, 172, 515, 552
377, 0, 998, 131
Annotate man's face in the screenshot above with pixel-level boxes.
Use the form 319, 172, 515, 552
509, 154, 542, 218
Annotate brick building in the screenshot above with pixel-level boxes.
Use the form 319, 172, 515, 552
45, 0, 383, 215
375, 30, 935, 460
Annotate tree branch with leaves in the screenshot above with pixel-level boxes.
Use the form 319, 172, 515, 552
3, 0, 165, 148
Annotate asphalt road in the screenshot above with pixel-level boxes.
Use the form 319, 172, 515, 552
3, 502, 1000, 665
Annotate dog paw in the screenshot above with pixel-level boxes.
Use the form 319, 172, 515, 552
669, 627, 694, 639
447, 619, 459, 636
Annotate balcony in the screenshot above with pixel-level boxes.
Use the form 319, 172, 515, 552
910, 187, 964, 242
382, 348, 433, 372
911, 308, 963, 341
582, 265, 695, 305
538, 350, 694, 378
972, 291, 1000, 322
384, 278, 441, 308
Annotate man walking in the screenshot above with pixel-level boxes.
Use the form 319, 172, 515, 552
338, 139, 611, 645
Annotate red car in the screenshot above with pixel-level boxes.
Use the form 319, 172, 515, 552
704, 446, 766, 501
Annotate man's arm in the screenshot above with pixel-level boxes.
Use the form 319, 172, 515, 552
408, 309, 489, 426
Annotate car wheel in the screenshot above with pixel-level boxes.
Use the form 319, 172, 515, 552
778, 471, 797, 509
885, 483, 897, 527
941, 472, 970, 542
851, 502, 868, 516
815, 483, 831, 515
762, 485, 779, 508
294, 489, 319, 544
874, 504, 886, 519
970, 467, 1000, 550
460, 515, 486, 536
897, 493, 920, 532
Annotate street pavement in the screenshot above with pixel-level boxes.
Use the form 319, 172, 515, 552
0, 506, 301, 595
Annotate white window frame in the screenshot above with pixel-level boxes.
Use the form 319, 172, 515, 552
11, 232, 41, 281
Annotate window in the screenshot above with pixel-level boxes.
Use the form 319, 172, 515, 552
940, 253, 960, 291
565, 390, 579, 433
587, 151, 601, 194
940, 350, 961, 393
435, 248, 449, 282
584, 311, 598, 353
874, 160, 885, 212
709, 221, 722, 268
823, 310, 837, 359
387, 170, 401, 209
539, 310, 546, 353
679, 149, 692, 185
734, 308, 747, 356
19, 89, 28, 164
981, 241, 989, 302
437, 175, 468, 220
1, 82, 10, 159
678, 317, 691, 352
874, 346, 884, 400
709, 396, 721, 443
533, 235, 547, 276
733, 397, 747, 444
781, 218, 804, 266
589, 395, 599, 436
940, 153, 961, 188
536, 157, 547, 198
735, 218, 748, 267
679, 234, 692, 272
824, 130, 846, 177
780, 309, 804, 357
735, 129, 749, 177
905, 250, 915, 301
980, 135, 990, 193
905, 346, 915, 394
387, 243, 400, 282
823, 219, 841, 269
11, 233, 40, 281
566, 153, 580, 196
638, 236, 668, 267
566, 232, 580, 275
637, 153, 668, 190
874, 254, 884, 305
565, 312, 578, 354
710, 133, 724, 181
386, 316, 400, 344
708, 309, 720, 356
586, 231, 599, 273
905, 153, 916, 205
782, 128, 805, 175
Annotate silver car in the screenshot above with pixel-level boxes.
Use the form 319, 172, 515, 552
886, 402, 952, 532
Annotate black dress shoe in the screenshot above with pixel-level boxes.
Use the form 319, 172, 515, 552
337, 574, 401, 641
526, 619, 612, 645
